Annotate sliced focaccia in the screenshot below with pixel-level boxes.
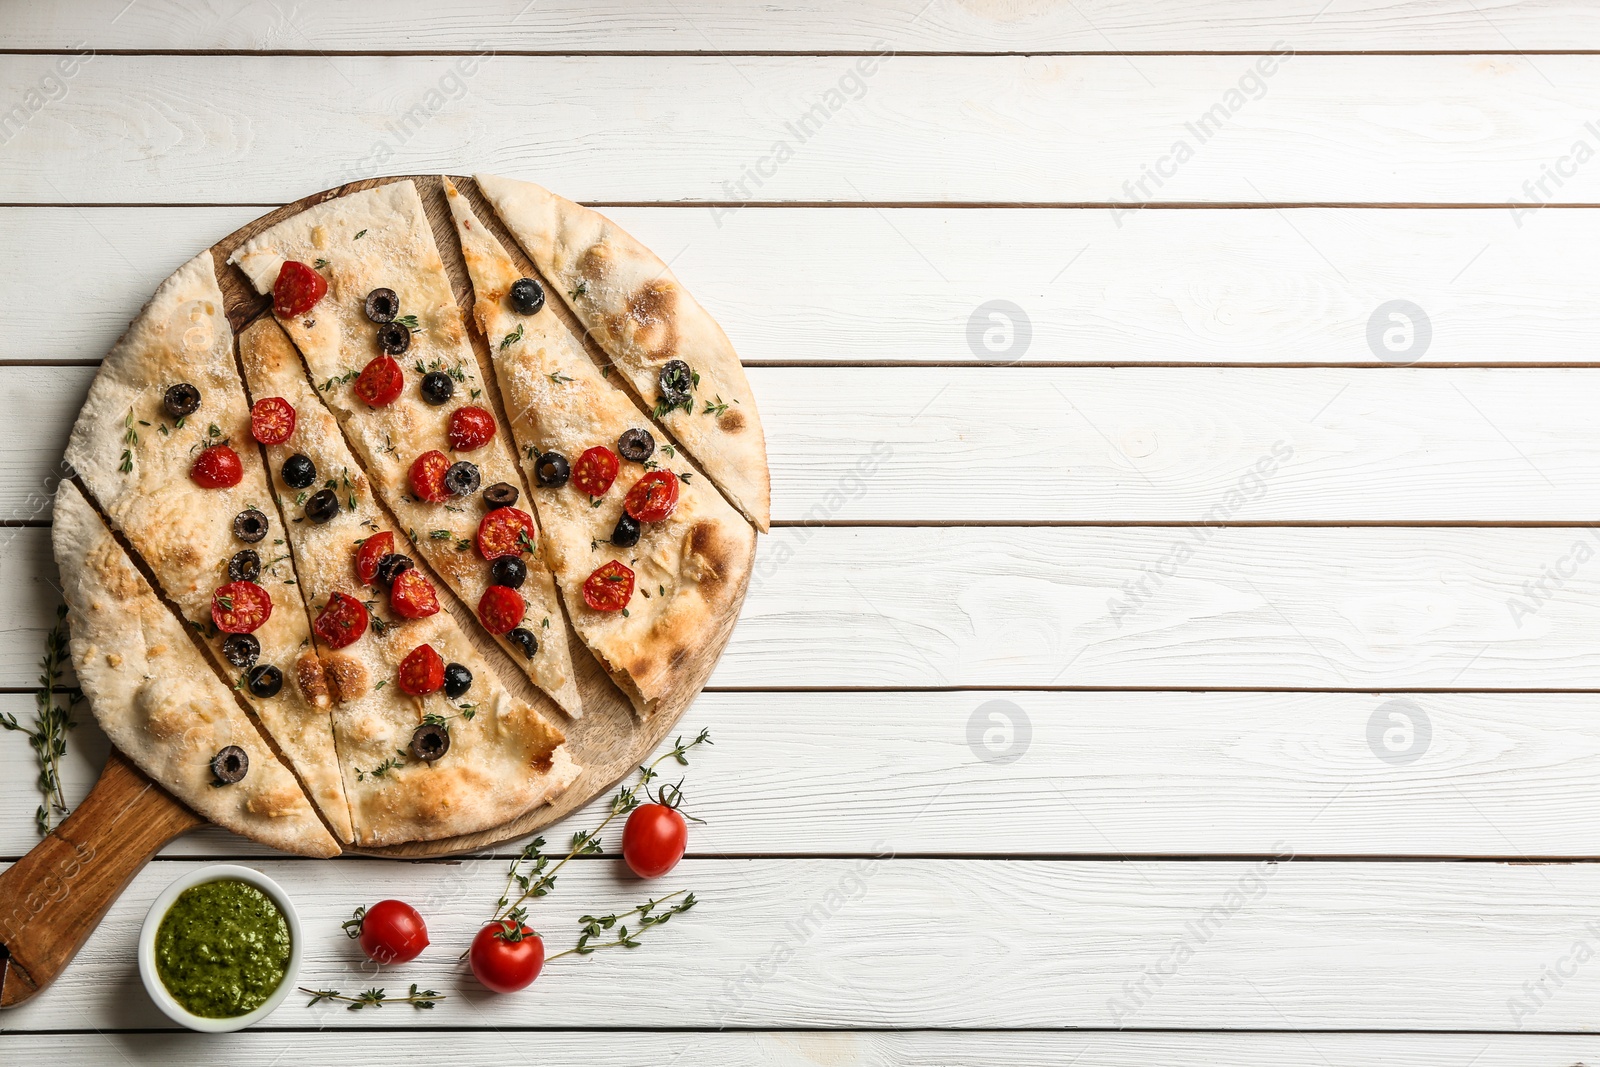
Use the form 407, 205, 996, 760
63, 251, 353, 843
238, 317, 579, 845
447, 180, 755, 715
475, 173, 770, 532
53, 479, 340, 858
227, 181, 583, 718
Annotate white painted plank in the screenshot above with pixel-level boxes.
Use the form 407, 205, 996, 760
11, 688, 1600, 862
11, 54, 1600, 204
10, 857, 1600, 1030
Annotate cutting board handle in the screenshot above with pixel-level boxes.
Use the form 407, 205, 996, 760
0, 749, 200, 1008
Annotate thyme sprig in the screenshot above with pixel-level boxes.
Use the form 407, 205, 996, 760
2, 604, 81, 834
299, 984, 443, 1010
547, 891, 697, 961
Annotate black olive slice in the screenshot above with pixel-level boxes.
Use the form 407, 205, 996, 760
658, 360, 693, 407
233, 509, 269, 543
222, 632, 260, 669
420, 371, 454, 405
375, 553, 414, 587
509, 277, 546, 315
482, 482, 519, 509
364, 287, 399, 323
489, 556, 527, 589
247, 664, 283, 697
228, 549, 261, 583
443, 662, 473, 699
376, 321, 412, 355
617, 428, 655, 463
211, 745, 249, 783
164, 383, 202, 419
508, 627, 539, 658
410, 723, 450, 763
534, 451, 570, 488
444, 461, 481, 497
305, 488, 340, 524
610, 513, 641, 548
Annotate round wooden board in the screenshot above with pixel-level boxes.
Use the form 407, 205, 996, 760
194, 173, 751, 858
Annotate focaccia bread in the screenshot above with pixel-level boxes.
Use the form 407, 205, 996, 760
239, 318, 579, 845
476, 173, 770, 532
448, 180, 755, 715
53, 479, 340, 858
227, 182, 583, 718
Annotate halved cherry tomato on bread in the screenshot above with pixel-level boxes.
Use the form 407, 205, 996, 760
353, 355, 404, 408
623, 470, 680, 524
355, 531, 394, 585
191, 444, 243, 489
469, 920, 543, 994
390, 567, 440, 619
571, 446, 619, 497
313, 591, 369, 649
478, 585, 526, 634
273, 261, 327, 319
249, 397, 297, 445
583, 560, 635, 612
409, 450, 451, 503
350, 900, 429, 965
212, 581, 272, 634
477, 507, 534, 561
398, 643, 445, 695
447, 406, 497, 451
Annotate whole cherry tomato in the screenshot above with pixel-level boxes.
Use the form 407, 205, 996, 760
622, 802, 689, 879
469, 920, 544, 993
191, 444, 243, 489
273, 261, 327, 318
347, 899, 430, 965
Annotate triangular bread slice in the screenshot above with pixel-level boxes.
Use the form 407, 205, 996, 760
447, 180, 755, 715
53, 479, 340, 858
474, 174, 771, 532
63, 251, 353, 843
239, 317, 579, 845
227, 181, 583, 718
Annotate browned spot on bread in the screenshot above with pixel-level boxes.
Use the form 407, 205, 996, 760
717, 408, 747, 434
533, 754, 554, 773
626, 282, 679, 360
296, 652, 330, 708
685, 521, 730, 589
325, 653, 369, 703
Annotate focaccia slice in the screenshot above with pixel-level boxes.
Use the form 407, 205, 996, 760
475, 173, 770, 532
53, 480, 340, 858
239, 318, 579, 845
63, 251, 353, 843
227, 181, 583, 718
447, 180, 755, 715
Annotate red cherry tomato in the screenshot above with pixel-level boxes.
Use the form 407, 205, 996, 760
477, 507, 535, 561
469, 921, 544, 994
273, 260, 327, 318
409, 450, 451, 503
212, 581, 272, 634
397, 643, 445, 695
250, 397, 297, 445
352, 900, 429, 965
190, 444, 243, 489
353, 355, 404, 408
355, 531, 394, 585
314, 591, 369, 649
448, 405, 497, 451
582, 560, 634, 613
622, 803, 689, 879
623, 471, 680, 524
478, 584, 526, 635
390, 567, 440, 619
571, 446, 619, 497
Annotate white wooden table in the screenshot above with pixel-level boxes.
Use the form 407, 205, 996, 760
10, 2, 1600, 1061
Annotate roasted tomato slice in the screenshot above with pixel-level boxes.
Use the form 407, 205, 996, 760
314, 591, 369, 649
353, 355, 405, 408
249, 396, 297, 445
212, 580, 273, 634
571, 446, 619, 497
583, 560, 635, 612
447, 405, 497, 451
398, 643, 445, 696
390, 567, 440, 619
623, 471, 680, 524
273, 261, 327, 319
409, 450, 452, 503
355, 531, 394, 585
478, 584, 527, 635
191, 444, 243, 489
477, 507, 535, 561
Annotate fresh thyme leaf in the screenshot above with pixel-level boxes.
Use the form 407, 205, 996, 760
2, 605, 80, 835
500, 323, 524, 350
299, 984, 442, 1010
568, 280, 588, 300
548, 371, 573, 385
354, 229, 368, 240
394, 314, 420, 332
314, 258, 329, 269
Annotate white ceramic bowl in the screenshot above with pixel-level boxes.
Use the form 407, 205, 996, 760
138, 864, 302, 1033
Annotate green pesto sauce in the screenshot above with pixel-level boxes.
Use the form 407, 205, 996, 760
155, 879, 291, 1018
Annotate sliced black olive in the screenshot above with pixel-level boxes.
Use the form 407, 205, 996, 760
658, 360, 693, 406
507, 627, 539, 658
420, 371, 454, 405
410, 723, 450, 763
282, 453, 317, 489
211, 745, 249, 784
534, 451, 570, 488
490, 556, 527, 589
228, 549, 261, 583
617, 428, 655, 463
611, 513, 642, 548
376, 321, 412, 355
247, 664, 283, 698
509, 277, 546, 315
364, 287, 399, 323
375, 553, 414, 587
233, 509, 269, 543
444, 461, 481, 497
443, 662, 473, 699
221, 632, 260, 670
483, 482, 519, 509
305, 488, 340, 524
163, 383, 201, 419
